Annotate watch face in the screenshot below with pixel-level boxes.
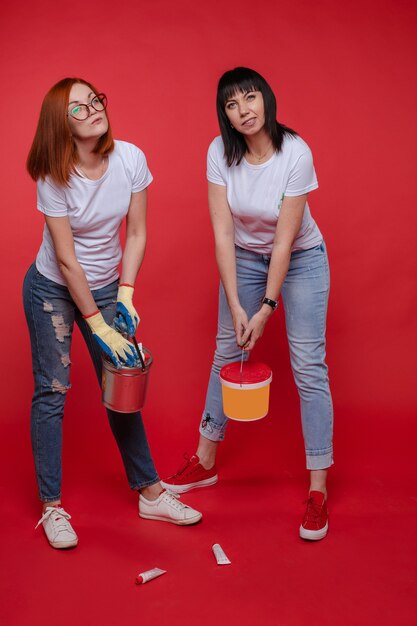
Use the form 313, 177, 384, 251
263, 298, 278, 309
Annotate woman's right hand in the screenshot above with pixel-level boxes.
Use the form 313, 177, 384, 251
84, 311, 138, 368
230, 305, 249, 348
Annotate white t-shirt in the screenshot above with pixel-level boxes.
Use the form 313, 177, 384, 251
207, 134, 322, 254
35, 140, 152, 289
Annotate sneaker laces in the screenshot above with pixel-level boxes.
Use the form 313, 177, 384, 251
162, 490, 190, 511
35, 506, 72, 530
303, 496, 323, 525
173, 453, 195, 477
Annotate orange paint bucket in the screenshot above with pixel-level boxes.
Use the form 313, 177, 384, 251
220, 361, 272, 422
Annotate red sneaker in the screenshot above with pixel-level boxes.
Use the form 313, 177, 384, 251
299, 491, 328, 541
161, 454, 218, 494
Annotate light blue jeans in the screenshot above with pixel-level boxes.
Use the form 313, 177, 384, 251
23, 263, 159, 502
199, 243, 334, 470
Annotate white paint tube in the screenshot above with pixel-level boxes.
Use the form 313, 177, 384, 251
137, 342, 146, 361
135, 567, 167, 585
212, 543, 231, 565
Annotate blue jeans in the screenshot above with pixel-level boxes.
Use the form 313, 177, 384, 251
23, 263, 159, 502
199, 243, 334, 470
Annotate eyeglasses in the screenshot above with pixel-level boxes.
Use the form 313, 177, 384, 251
67, 94, 107, 121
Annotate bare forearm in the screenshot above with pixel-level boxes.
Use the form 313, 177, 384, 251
265, 243, 291, 301
261, 194, 306, 311
59, 262, 97, 316
215, 237, 240, 310
120, 232, 146, 286
240, 243, 291, 350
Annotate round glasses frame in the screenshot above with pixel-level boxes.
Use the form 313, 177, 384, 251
67, 93, 108, 121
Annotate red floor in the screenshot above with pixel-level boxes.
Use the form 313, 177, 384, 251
2, 406, 416, 626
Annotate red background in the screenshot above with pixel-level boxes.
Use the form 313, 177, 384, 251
1, 0, 416, 624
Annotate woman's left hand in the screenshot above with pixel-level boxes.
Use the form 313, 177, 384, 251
240, 309, 272, 351
239, 194, 309, 351
114, 284, 140, 337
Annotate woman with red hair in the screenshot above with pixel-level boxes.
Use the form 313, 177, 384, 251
24, 78, 201, 549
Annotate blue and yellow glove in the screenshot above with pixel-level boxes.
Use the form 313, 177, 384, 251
84, 310, 138, 368
113, 283, 140, 337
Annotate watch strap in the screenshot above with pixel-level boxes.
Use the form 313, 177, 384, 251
262, 297, 278, 310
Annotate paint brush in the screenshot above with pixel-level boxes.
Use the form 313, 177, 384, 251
132, 336, 146, 371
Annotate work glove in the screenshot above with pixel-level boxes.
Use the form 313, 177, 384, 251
113, 284, 140, 337
85, 310, 138, 368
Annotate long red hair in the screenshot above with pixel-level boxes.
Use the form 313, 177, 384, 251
27, 78, 114, 187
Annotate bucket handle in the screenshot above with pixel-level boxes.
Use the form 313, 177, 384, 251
131, 336, 146, 371
239, 349, 244, 388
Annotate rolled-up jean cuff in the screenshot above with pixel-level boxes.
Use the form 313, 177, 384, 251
306, 451, 333, 470
41, 494, 62, 503
199, 425, 225, 443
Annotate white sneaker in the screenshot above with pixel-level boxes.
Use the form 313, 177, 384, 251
139, 490, 202, 525
35, 506, 78, 549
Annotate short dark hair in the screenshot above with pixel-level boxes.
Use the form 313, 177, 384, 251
216, 67, 297, 166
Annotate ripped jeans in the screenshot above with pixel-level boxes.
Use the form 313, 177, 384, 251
199, 243, 334, 470
23, 263, 159, 502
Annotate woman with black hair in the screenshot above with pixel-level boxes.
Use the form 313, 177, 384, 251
163, 67, 333, 541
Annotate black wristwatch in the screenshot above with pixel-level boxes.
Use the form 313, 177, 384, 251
262, 297, 279, 311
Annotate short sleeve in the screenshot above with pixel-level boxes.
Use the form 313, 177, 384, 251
207, 139, 227, 186
37, 178, 68, 217
285, 149, 319, 197
131, 148, 153, 193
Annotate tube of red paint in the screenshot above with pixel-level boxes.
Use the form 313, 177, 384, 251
135, 567, 167, 585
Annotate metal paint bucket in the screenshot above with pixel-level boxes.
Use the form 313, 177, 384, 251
220, 361, 272, 422
102, 348, 153, 413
